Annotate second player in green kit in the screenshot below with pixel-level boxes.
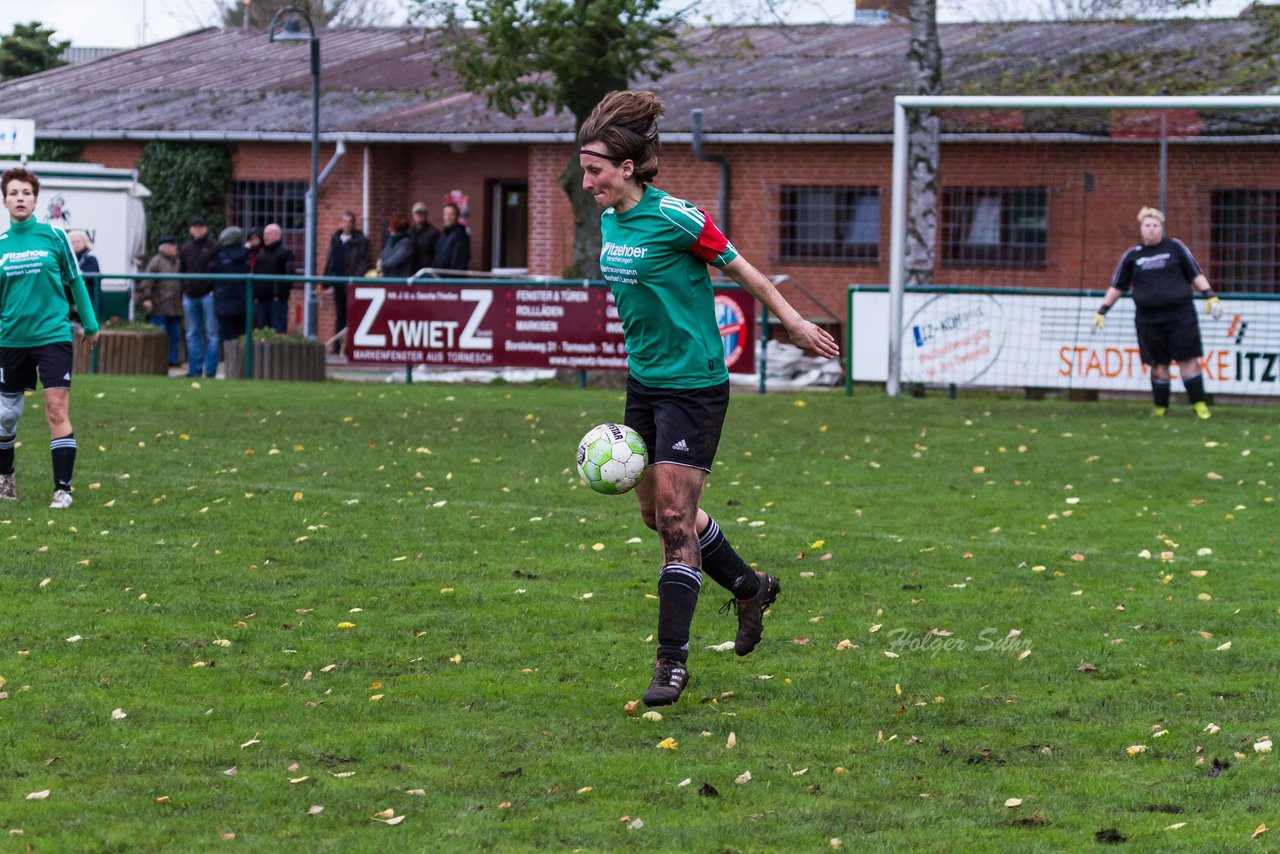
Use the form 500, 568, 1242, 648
0, 167, 100, 509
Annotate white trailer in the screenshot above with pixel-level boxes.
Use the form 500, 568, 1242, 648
0, 160, 151, 320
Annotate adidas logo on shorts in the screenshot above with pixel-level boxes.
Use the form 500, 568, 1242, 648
63, 373, 71, 381
671, 438, 689, 452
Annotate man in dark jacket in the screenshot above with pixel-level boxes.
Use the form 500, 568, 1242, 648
254, 223, 296, 333
180, 215, 220, 378
137, 235, 184, 367
431, 202, 471, 271
322, 211, 370, 354
409, 202, 439, 272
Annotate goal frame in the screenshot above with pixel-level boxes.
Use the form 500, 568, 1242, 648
887, 94, 1280, 396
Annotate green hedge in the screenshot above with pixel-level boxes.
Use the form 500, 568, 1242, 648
137, 141, 233, 248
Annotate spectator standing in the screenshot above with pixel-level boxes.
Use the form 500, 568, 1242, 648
210, 226, 250, 352
244, 226, 271, 330
137, 236, 184, 367
245, 227, 263, 271
377, 214, 414, 278
409, 201, 439, 272
322, 211, 370, 354
180, 215, 219, 378
67, 231, 99, 277
254, 223, 295, 333
431, 202, 471, 271
66, 231, 99, 324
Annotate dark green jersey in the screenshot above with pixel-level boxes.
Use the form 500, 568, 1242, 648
598, 186, 738, 388
0, 217, 98, 347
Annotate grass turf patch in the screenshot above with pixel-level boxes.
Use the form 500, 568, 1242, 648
0, 377, 1276, 850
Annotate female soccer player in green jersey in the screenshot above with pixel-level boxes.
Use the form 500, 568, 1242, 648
578, 91, 840, 707
0, 168, 100, 509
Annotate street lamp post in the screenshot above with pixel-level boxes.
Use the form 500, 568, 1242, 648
268, 6, 320, 339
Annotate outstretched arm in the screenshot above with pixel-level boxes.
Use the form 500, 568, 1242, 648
68, 273, 100, 346
720, 256, 839, 359
1098, 285, 1124, 311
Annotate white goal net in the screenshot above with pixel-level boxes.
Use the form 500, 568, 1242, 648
864, 95, 1280, 397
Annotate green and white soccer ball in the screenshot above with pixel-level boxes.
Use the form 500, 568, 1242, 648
576, 423, 648, 495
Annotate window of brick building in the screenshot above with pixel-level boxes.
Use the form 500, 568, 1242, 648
227, 180, 307, 263
942, 187, 1048, 267
1210, 190, 1279, 293
776, 186, 880, 263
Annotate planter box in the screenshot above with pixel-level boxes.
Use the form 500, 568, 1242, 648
224, 337, 326, 382
73, 328, 169, 376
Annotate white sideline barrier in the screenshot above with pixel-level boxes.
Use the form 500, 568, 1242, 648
852, 290, 1280, 395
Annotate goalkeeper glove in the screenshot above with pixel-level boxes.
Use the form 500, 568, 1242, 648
1205, 292, 1223, 320
1094, 303, 1110, 332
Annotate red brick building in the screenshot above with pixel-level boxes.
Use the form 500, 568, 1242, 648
3, 15, 1279, 340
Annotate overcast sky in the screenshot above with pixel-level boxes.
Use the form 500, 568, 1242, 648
0, 0, 1258, 50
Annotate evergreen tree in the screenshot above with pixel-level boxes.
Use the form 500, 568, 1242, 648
0, 21, 68, 81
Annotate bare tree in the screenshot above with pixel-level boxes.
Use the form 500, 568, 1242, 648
906, 0, 941, 286
179, 0, 398, 29
941, 0, 1213, 21
414, 0, 687, 278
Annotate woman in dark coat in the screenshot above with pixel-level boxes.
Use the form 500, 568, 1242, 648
377, 214, 414, 278
210, 226, 251, 345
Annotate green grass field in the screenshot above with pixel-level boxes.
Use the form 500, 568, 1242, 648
1, 376, 1276, 852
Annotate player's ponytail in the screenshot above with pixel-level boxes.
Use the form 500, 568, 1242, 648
579, 91, 664, 185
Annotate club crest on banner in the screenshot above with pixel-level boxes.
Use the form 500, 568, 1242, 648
44, 194, 72, 225
715, 294, 748, 369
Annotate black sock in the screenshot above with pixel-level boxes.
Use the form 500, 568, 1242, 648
656, 563, 701, 663
1183, 374, 1207, 404
1151, 378, 1171, 408
699, 516, 759, 597
51, 433, 76, 491
0, 435, 13, 476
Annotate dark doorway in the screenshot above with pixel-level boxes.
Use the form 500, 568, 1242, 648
489, 181, 528, 273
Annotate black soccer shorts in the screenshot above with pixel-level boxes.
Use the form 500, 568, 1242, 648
624, 376, 730, 472
0, 342, 76, 393
1135, 313, 1203, 365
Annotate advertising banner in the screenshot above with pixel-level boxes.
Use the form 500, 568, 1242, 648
347, 284, 756, 374
851, 289, 1280, 395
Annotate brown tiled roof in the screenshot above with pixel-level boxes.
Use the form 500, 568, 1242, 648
2, 17, 1276, 139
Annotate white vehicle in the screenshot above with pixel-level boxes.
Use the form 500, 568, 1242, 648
0, 160, 151, 320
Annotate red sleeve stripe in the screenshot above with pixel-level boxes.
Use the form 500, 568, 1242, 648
689, 209, 730, 263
